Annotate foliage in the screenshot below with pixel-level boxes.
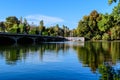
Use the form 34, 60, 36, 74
9, 24, 18, 33
110, 26, 120, 40
108, 0, 117, 5
102, 33, 110, 40
39, 20, 45, 35
99, 64, 120, 80
73, 41, 120, 74
98, 14, 113, 32
0, 22, 6, 32
92, 35, 101, 40
5, 16, 19, 32
18, 23, 24, 33
77, 10, 102, 40
76, 2, 120, 41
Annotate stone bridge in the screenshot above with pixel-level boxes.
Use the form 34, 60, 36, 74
0, 33, 66, 44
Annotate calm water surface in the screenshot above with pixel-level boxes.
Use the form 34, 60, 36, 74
0, 41, 120, 80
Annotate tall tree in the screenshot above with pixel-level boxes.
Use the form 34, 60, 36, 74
77, 10, 101, 40
54, 24, 59, 36
39, 20, 45, 35
5, 16, 19, 32
112, 3, 120, 15
40, 20, 44, 27
62, 25, 65, 37
48, 27, 55, 36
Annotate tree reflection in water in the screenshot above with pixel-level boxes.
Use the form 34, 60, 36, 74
0, 41, 120, 80
73, 41, 120, 80
0, 43, 70, 65
99, 62, 120, 80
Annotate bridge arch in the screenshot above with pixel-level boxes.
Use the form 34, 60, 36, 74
0, 36, 16, 45
17, 37, 34, 44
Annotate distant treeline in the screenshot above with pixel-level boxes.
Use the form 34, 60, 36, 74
0, 17, 72, 37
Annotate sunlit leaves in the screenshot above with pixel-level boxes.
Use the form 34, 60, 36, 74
110, 26, 120, 40
108, 0, 117, 5
5, 16, 19, 32
108, 0, 113, 5
77, 10, 101, 39
98, 15, 108, 32
102, 33, 110, 40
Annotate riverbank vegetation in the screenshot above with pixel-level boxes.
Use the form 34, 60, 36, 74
0, 17, 71, 37
0, 0, 120, 41
76, 2, 120, 41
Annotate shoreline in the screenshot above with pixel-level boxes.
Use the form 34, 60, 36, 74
87, 40, 120, 42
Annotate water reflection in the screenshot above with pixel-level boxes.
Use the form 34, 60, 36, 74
73, 41, 120, 79
99, 62, 120, 80
0, 41, 120, 80
73, 42, 120, 72
0, 43, 71, 65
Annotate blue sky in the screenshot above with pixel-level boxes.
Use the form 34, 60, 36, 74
0, 0, 117, 29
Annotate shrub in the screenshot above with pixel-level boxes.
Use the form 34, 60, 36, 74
102, 33, 110, 40
92, 35, 102, 40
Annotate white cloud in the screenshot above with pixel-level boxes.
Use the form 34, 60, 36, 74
25, 14, 64, 26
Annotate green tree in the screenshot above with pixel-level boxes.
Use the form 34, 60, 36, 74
18, 23, 24, 33
9, 24, 18, 33
89, 10, 101, 36
77, 10, 102, 40
35, 27, 39, 35
77, 20, 90, 37
71, 29, 77, 37
98, 14, 113, 32
5, 16, 19, 32
62, 25, 66, 37
54, 24, 59, 36
0, 22, 6, 32
110, 26, 120, 40
40, 20, 44, 27
111, 2, 120, 16
48, 27, 55, 36
39, 20, 45, 35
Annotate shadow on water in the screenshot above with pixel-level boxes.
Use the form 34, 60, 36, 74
0, 36, 15, 45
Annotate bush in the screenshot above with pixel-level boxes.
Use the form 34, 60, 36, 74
92, 35, 102, 40
102, 33, 110, 40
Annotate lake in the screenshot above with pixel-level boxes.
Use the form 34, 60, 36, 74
0, 41, 120, 80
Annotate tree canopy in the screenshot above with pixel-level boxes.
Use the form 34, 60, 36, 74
76, 2, 120, 40
108, 0, 117, 5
